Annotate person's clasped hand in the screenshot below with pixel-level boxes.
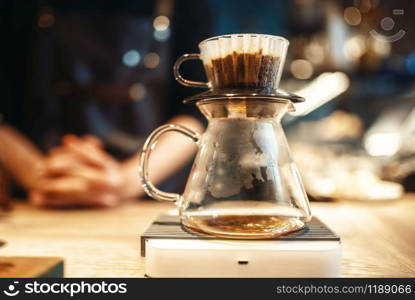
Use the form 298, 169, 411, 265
30, 135, 126, 208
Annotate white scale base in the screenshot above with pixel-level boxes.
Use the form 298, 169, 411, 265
141, 215, 341, 278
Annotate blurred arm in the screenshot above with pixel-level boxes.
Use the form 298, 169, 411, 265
120, 114, 204, 198
0, 124, 44, 190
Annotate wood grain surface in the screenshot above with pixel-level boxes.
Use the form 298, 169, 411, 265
0, 256, 63, 277
0, 196, 414, 277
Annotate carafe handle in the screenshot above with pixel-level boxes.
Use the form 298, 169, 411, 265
173, 53, 209, 88
139, 124, 200, 202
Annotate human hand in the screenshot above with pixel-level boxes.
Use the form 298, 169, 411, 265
30, 135, 126, 208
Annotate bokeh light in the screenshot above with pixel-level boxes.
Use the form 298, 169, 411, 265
144, 52, 160, 69
344, 7, 362, 26
153, 16, 170, 31
38, 13, 55, 28
129, 83, 146, 101
405, 51, 415, 75
154, 28, 171, 42
122, 50, 141, 67
290, 59, 314, 80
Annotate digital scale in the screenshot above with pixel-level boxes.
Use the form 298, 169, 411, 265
140, 215, 341, 277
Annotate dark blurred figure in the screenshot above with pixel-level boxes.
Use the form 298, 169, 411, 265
0, 0, 210, 207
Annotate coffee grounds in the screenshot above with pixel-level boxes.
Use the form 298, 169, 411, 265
204, 51, 280, 90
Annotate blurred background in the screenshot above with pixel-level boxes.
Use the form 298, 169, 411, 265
1, 0, 415, 207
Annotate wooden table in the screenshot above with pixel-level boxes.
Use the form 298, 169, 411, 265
1, 196, 415, 277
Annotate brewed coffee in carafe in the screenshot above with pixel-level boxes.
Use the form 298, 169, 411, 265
140, 34, 311, 239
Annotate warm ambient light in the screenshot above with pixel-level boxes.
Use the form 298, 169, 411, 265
153, 16, 170, 31
129, 83, 146, 101
290, 72, 350, 117
153, 15, 171, 42
144, 52, 160, 69
344, 7, 362, 26
364, 133, 401, 156
290, 59, 314, 80
343, 36, 365, 61
353, 0, 373, 13
304, 42, 325, 65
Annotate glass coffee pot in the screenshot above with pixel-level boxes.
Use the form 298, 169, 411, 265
140, 34, 311, 239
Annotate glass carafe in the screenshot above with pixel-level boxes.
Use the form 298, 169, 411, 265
140, 99, 311, 239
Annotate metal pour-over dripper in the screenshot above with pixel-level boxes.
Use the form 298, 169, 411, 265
174, 34, 304, 104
